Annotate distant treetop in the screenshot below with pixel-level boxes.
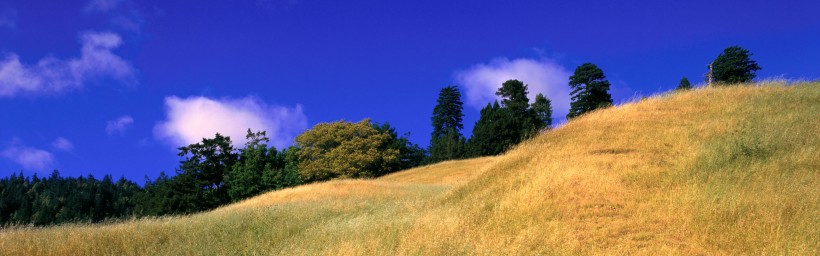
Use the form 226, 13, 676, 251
676, 77, 692, 90
709, 46, 761, 85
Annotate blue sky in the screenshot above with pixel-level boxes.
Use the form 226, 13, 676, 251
2, 0, 819, 183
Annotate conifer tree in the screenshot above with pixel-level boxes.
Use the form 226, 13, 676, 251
709, 46, 761, 84
226, 130, 274, 202
429, 85, 466, 163
531, 93, 553, 129
567, 63, 613, 119
176, 133, 238, 211
676, 77, 692, 90
467, 101, 518, 157
496, 79, 530, 114
497, 79, 539, 139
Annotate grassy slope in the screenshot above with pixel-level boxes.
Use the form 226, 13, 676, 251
1, 82, 817, 255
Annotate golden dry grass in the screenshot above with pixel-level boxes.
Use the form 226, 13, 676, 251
1, 81, 817, 255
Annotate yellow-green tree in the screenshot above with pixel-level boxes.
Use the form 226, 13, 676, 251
295, 119, 399, 182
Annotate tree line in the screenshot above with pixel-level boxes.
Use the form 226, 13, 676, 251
0, 171, 141, 226
0, 45, 761, 226
428, 45, 760, 163
426, 62, 612, 162
0, 124, 425, 226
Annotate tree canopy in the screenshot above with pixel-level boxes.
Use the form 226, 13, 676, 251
429, 85, 466, 163
431, 86, 465, 140
496, 79, 530, 114
531, 93, 553, 129
710, 46, 761, 84
467, 80, 554, 157
468, 101, 517, 156
372, 122, 427, 174
295, 119, 399, 182
226, 130, 299, 202
567, 63, 613, 119
0, 171, 141, 226
175, 133, 237, 211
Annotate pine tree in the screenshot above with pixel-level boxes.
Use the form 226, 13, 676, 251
467, 101, 519, 157
709, 46, 761, 85
567, 63, 613, 119
676, 77, 692, 90
496, 79, 530, 114
226, 130, 272, 202
429, 128, 466, 161
429, 85, 466, 163
261, 146, 301, 190
496, 79, 540, 140
431, 86, 465, 140
531, 93, 553, 129
176, 133, 238, 211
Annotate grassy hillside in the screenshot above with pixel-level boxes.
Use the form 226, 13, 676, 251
1, 82, 817, 255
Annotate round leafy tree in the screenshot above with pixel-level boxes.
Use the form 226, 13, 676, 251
710, 46, 761, 85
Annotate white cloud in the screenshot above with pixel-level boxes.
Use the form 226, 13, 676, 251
1, 139, 55, 171
154, 96, 308, 149
85, 0, 124, 12
454, 57, 572, 119
51, 137, 74, 152
106, 115, 134, 135
0, 31, 136, 98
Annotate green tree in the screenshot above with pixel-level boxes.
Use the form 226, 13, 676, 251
226, 130, 273, 202
431, 86, 465, 139
710, 46, 761, 84
429, 128, 466, 162
496, 79, 530, 114
0, 171, 142, 226
373, 122, 427, 172
531, 93, 553, 129
466, 80, 553, 157
467, 101, 518, 157
295, 119, 399, 182
676, 77, 692, 90
176, 133, 238, 211
163, 171, 201, 214
134, 172, 172, 216
429, 86, 466, 163
261, 146, 302, 190
227, 130, 306, 202
567, 63, 613, 119
495, 79, 540, 139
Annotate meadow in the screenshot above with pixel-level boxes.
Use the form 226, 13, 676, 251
1, 82, 817, 255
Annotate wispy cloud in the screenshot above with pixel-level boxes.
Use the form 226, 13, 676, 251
106, 115, 134, 135
84, 0, 146, 34
0, 9, 16, 29
85, 0, 125, 13
0, 31, 136, 98
51, 137, 74, 152
109, 10, 145, 33
154, 96, 308, 149
454, 57, 572, 119
1, 139, 55, 171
